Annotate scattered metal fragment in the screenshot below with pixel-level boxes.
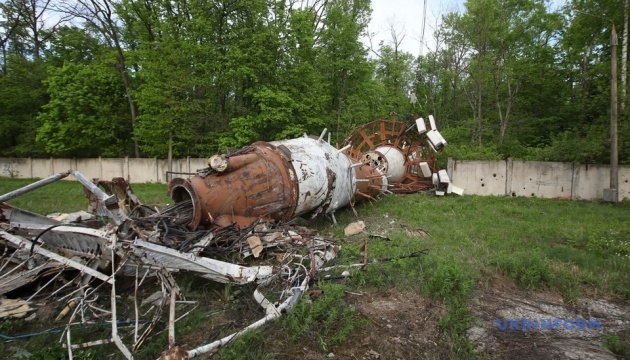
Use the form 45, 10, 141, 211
0, 172, 339, 359
0, 119, 452, 359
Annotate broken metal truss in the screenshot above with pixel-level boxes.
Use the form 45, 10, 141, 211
0, 117, 457, 359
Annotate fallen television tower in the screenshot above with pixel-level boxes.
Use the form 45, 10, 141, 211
167, 116, 458, 231
0, 116, 460, 359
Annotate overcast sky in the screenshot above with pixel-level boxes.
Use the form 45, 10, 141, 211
364, 0, 567, 57
364, 0, 465, 57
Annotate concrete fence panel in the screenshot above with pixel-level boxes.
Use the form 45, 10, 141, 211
619, 167, 630, 199
190, 158, 208, 172
31, 159, 51, 178
52, 158, 74, 176
75, 158, 100, 179
101, 158, 126, 179
511, 160, 574, 199
128, 158, 158, 183
450, 160, 506, 196
2, 156, 630, 201
449, 158, 630, 200
573, 164, 609, 200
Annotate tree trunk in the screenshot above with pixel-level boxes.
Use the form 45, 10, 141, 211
497, 80, 517, 146
98, 0, 140, 157
168, 130, 173, 176
29, 0, 40, 60
1, 43, 6, 74
622, 0, 628, 112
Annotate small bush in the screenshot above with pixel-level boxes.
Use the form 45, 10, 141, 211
493, 252, 553, 289
424, 257, 474, 305
283, 282, 363, 351
603, 334, 630, 358
218, 329, 276, 360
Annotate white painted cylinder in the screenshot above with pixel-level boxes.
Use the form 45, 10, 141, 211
271, 137, 356, 215
374, 145, 406, 182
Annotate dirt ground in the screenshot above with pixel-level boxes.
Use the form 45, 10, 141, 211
281, 289, 447, 360
288, 280, 629, 360
466, 277, 630, 360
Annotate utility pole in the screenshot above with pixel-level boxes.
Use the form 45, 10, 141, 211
607, 24, 619, 203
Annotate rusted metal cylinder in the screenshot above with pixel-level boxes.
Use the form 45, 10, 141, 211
169, 142, 298, 229
169, 136, 391, 230
354, 164, 388, 201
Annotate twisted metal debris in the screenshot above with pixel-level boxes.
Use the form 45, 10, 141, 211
0, 117, 456, 359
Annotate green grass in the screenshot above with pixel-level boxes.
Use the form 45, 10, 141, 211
346, 194, 630, 302
2, 178, 629, 358
0, 177, 171, 214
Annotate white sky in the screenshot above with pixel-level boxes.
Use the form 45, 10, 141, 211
364, 0, 567, 57
364, 0, 465, 57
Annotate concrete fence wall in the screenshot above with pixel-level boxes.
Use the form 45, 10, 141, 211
2, 157, 629, 201
447, 158, 630, 200
0, 157, 209, 184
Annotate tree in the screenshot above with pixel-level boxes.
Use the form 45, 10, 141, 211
0, 55, 47, 156
317, 0, 376, 141
57, 0, 140, 156
45, 25, 103, 66
36, 60, 132, 157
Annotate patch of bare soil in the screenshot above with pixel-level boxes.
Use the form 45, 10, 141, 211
467, 277, 630, 359
328, 289, 447, 359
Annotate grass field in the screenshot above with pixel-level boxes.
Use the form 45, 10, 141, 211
0, 178, 172, 214
1, 178, 628, 359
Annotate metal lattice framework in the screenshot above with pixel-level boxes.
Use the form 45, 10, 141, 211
342, 119, 438, 194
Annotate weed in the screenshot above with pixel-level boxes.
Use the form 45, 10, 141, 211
424, 257, 474, 305
492, 251, 553, 289
217, 329, 276, 360
283, 282, 364, 351
603, 334, 630, 358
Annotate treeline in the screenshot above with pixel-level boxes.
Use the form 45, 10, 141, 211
0, 0, 628, 164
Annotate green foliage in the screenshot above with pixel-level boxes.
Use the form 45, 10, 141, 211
217, 329, 277, 360
283, 282, 363, 351
0, 56, 48, 157
0, 0, 627, 162
603, 334, 630, 358
36, 60, 132, 157
224, 85, 324, 147
492, 252, 554, 289
45, 26, 104, 67
425, 257, 474, 305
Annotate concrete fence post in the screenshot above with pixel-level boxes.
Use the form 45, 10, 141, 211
505, 157, 513, 196
98, 156, 103, 179
447, 157, 455, 180
570, 163, 580, 200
